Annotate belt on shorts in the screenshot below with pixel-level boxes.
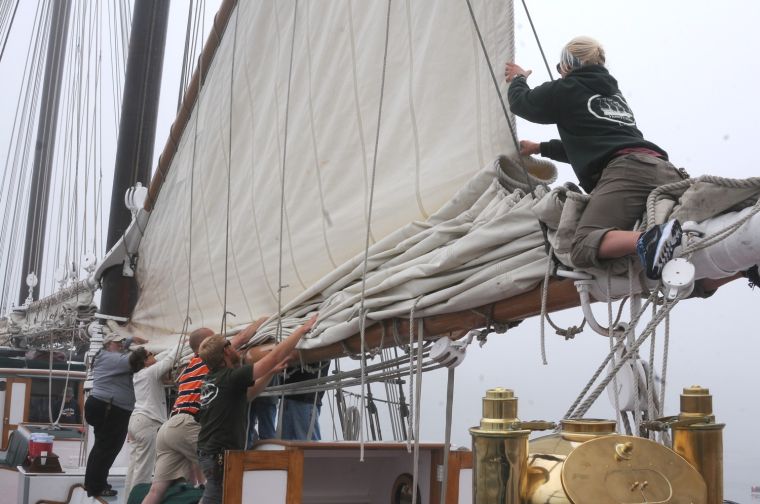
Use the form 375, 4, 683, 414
170, 410, 200, 422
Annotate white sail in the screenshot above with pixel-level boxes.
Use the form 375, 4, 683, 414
130, 0, 533, 343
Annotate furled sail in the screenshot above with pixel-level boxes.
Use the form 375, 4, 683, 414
129, 0, 547, 345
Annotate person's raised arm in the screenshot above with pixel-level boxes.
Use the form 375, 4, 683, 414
505, 62, 559, 125
129, 335, 149, 348
252, 315, 316, 381
152, 343, 184, 377
230, 316, 269, 350
246, 357, 289, 401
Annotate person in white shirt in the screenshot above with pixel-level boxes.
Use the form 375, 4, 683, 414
124, 343, 182, 497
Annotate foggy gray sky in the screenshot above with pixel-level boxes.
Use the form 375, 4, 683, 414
0, 1, 757, 501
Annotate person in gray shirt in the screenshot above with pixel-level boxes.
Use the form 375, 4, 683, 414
84, 330, 147, 498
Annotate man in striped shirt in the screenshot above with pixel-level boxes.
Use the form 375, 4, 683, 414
142, 320, 265, 504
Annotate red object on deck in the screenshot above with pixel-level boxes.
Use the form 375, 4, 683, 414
28, 437, 54, 458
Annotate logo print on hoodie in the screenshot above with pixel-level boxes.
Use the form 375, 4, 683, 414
587, 94, 636, 126
199, 380, 218, 409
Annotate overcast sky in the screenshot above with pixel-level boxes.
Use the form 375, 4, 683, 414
1, 1, 758, 501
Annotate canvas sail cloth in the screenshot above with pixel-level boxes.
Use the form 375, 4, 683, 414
129, 0, 558, 346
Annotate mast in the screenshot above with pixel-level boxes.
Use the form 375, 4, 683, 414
99, 0, 170, 319
17, 0, 72, 306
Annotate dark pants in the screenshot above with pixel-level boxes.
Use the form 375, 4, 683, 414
571, 153, 686, 269
84, 396, 131, 496
198, 451, 224, 504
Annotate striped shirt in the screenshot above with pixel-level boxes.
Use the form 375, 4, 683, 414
171, 355, 209, 418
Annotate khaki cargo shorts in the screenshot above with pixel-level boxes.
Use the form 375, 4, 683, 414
152, 412, 201, 482
570, 153, 686, 269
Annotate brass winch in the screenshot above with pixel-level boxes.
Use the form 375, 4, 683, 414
671, 385, 725, 504
469, 388, 553, 504
470, 386, 722, 504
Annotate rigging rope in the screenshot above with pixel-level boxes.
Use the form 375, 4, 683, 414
647, 299, 658, 438
0, 1, 48, 309
606, 272, 623, 431
172, 2, 208, 372
562, 292, 655, 420
0, 0, 21, 63
354, 0, 393, 460
271, 0, 301, 441
659, 311, 672, 445
539, 254, 551, 364
411, 318, 425, 504
1, 0, 128, 310
463, 0, 539, 200
572, 292, 685, 419
439, 366, 456, 504
220, 7, 240, 335
464, 0, 555, 286
274, 0, 300, 343
518, 0, 554, 82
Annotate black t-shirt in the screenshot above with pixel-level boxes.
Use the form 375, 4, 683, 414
197, 364, 254, 453
284, 361, 330, 404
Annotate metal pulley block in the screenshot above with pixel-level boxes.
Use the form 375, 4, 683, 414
661, 257, 695, 300
429, 335, 470, 368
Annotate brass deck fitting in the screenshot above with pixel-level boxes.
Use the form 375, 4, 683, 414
470, 388, 530, 504
560, 418, 617, 443
671, 385, 724, 504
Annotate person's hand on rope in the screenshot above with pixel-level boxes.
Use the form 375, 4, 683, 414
519, 140, 540, 156
504, 62, 532, 82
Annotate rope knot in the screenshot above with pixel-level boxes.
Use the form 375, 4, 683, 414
556, 325, 581, 340
476, 329, 489, 347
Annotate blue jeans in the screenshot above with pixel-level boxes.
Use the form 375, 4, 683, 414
198, 451, 223, 504
247, 396, 278, 448
281, 399, 321, 441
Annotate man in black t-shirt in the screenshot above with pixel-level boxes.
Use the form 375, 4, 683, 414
196, 316, 316, 504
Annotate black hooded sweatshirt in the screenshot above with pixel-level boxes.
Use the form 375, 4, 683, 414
508, 65, 667, 192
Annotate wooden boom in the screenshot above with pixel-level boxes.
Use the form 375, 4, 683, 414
279, 279, 581, 364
